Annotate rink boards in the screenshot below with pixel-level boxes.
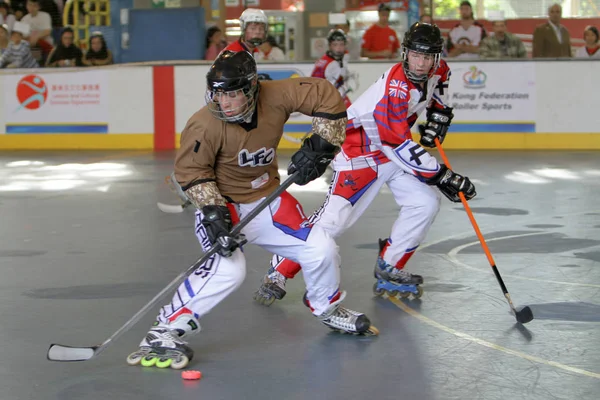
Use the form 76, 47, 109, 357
0, 60, 598, 150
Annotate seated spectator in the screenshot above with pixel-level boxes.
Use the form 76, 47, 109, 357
479, 19, 526, 59
532, 3, 571, 58
0, 21, 38, 68
204, 25, 226, 61
45, 26, 82, 67
0, 23, 8, 55
82, 31, 113, 66
255, 35, 285, 61
12, 2, 27, 21
447, 1, 486, 59
575, 26, 600, 58
0, 2, 15, 32
22, 0, 54, 57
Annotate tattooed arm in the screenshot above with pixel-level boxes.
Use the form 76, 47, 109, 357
282, 77, 347, 147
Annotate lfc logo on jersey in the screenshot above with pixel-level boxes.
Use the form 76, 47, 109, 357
238, 147, 275, 167
389, 79, 408, 99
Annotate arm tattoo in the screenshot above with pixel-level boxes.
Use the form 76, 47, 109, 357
185, 181, 226, 209
312, 116, 347, 147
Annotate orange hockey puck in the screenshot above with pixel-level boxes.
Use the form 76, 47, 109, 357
181, 370, 202, 380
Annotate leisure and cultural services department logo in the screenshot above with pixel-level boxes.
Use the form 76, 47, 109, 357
462, 66, 487, 89
15, 74, 48, 111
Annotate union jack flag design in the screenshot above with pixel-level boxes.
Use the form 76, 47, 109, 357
388, 79, 408, 99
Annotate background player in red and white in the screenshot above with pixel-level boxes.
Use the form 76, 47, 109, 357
311, 29, 352, 109
223, 8, 268, 55
254, 22, 476, 304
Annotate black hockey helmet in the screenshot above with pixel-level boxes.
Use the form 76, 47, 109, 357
327, 28, 347, 44
401, 22, 444, 82
205, 50, 259, 122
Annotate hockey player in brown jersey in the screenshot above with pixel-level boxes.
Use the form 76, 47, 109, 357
126, 50, 378, 370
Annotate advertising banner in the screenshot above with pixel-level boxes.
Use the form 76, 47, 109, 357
444, 62, 536, 133
4, 70, 109, 134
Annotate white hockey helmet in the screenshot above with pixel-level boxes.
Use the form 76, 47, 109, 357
239, 8, 268, 47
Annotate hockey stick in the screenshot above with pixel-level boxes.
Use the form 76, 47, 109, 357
434, 138, 534, 324
156, 200, 192, 214
47, 172, 299, 362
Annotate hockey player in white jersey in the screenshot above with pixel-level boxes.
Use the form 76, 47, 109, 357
255, 22, 477, 304
311, 29, 353, 108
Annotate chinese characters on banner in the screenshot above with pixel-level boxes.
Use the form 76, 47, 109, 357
4, 70, 109, 134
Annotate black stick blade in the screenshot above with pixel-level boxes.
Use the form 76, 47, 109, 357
47, 344, 97, 361
515, 306, 534, 324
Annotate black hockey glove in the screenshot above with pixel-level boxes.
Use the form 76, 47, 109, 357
418, 107, 454, 148
426, 164, 476, 203
288, 135, 339, 186
201, 205, 246, 257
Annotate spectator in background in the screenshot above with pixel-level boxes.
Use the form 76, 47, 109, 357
479, 19, 526, 59
447, 0, 486, 59
360, 3, 399, 59
532, 3, 571, 58
419, 14, 432, 24
82, 31, 113, 66
22, 0, 54, 57
11, 2, 27, 21
0, 21, 38, 68
204, 25, 226, 61
255, 35, 285, 62
575, 25, 600, 58
0, 2, 15, 32
39, 0, 63, 44
0, 23, 8, 55
45, 26, 82, 67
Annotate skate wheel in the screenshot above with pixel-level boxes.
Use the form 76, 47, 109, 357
366, 325, 380, 336
398, 291, 410, 299
413, 286, 423, 299
170, 355, 190, 370
262, 296, 276, 306
140, 355, 157, 367
388, 290, 399, 298
372, 282, 385, 297
126, 352, 143, 366
155, 357, 173, 369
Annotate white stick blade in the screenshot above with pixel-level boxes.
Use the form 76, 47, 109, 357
156, 202, 184, 214
47, 344, 96, 361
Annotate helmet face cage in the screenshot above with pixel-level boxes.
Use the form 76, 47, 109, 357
327, 29, 347, 58
401, 23, 443, 83
205, 74, 258, 123
240, 9, 268, 46
401, 46, 441, 83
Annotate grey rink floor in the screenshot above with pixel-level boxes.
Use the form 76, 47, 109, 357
1, 149, 600, 400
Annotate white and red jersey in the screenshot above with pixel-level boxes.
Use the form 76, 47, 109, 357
334, 60, 451, 182
311, 52, 351, 107
222, 40, 259, 58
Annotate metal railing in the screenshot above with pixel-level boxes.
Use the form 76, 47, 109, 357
62, 0, 111, 48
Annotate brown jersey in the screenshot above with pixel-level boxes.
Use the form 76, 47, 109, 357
174, 77, 347, 206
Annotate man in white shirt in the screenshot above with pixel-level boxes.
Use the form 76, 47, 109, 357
447, 0, 487, 59
532, 3, 572, 58
21, 0, 53, 57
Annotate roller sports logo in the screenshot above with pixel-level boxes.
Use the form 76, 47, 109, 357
463, 66, 487, 89
15, 74, 48, 111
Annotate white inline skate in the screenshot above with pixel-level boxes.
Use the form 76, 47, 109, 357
126, 311, 200, 369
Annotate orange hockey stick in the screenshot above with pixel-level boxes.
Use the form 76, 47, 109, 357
434, 138, 533, 324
